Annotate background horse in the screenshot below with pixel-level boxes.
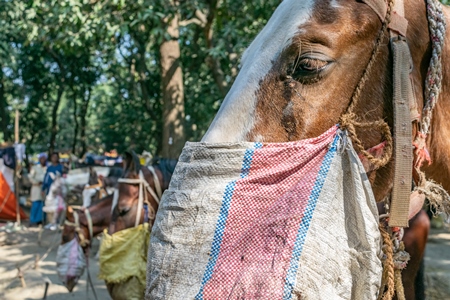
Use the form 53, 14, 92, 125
66, 166, 123, 206
79, 167, 107, 208
101, 151, 175, 299
59, 193, 114, 292
109, 152, 176, 234
201, 0, 449, 298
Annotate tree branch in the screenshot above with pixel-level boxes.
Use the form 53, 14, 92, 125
195, 9, 208, 25
179, 18, 204, 27
45, 46, 67, 77
179, 9, 207, 27
117, 35, 132, 66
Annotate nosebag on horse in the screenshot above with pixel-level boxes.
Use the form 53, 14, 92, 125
148, 128, 384, 299
147, 0, 450, 298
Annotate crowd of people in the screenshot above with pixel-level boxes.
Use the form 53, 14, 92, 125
28, 152, 64, 230
24, 148, 127, 230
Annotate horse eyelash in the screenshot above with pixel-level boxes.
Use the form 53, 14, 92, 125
291, 46, 303, 75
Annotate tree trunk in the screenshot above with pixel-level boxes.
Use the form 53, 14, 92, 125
46, 47, 66, 156
78, 87, 91, 158
71, 90, 79, 154
0, 68, 10, 142
136, 49, 158, 121
48, 84, 64, 155
204, 0, 228, 98
159, 12, 186, 159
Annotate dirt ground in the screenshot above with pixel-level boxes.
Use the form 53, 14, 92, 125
424, 228, 450, 299
0, 223, 449, 300
0, 226, 111, 300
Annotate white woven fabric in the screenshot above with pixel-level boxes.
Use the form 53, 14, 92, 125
56, 238, 86, 287
147, 128, 382, 300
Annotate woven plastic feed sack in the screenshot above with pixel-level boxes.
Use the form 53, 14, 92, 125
147, 126, 382, 300
56, 238, 86, 291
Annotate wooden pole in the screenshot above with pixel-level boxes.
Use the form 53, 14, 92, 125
14, 109, 20, 226
15, 109, 19, 144
16, 265, 26, 288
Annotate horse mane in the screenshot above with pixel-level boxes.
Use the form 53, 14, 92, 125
151, 157, 178, 188
107, 167, 124, 178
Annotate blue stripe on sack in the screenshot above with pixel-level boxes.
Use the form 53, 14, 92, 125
195, 143, 261, 299
241, 142, 262, 178
282, 135, 339, 299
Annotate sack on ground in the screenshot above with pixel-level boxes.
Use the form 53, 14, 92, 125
147, 126, 382, 300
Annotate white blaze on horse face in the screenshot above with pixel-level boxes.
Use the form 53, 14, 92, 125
201, 0, 314, 143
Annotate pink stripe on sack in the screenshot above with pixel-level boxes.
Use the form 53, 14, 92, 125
201, 126, 337, 299
67, 240, 80, 277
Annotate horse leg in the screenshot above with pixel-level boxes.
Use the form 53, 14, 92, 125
414, 257, 426, 300
402, 209, 430, 300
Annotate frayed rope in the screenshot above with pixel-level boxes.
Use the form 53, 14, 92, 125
415, 179, 450, 218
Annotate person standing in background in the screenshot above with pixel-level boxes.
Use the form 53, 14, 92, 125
28, 153, 47, 226
42, 152, 63, 196
42, 152, 63, 229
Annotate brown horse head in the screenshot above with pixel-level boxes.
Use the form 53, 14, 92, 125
109, 150, 164, 234
202, 0, 434, 202
61, 206, 78, 244
61, 195, 113, 248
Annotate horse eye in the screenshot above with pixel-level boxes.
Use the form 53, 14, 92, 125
298, 58, 328, 72
118, 208, 130, 216
287, 57, 330, 83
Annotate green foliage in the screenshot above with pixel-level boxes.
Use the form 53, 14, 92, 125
0, 0, 280, 157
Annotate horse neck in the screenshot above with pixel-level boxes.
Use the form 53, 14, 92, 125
88, 197, 113, 228
152, 165, 169, 191
153, 159, 178, 189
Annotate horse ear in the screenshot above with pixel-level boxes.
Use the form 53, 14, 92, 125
123, 150, 141, 174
